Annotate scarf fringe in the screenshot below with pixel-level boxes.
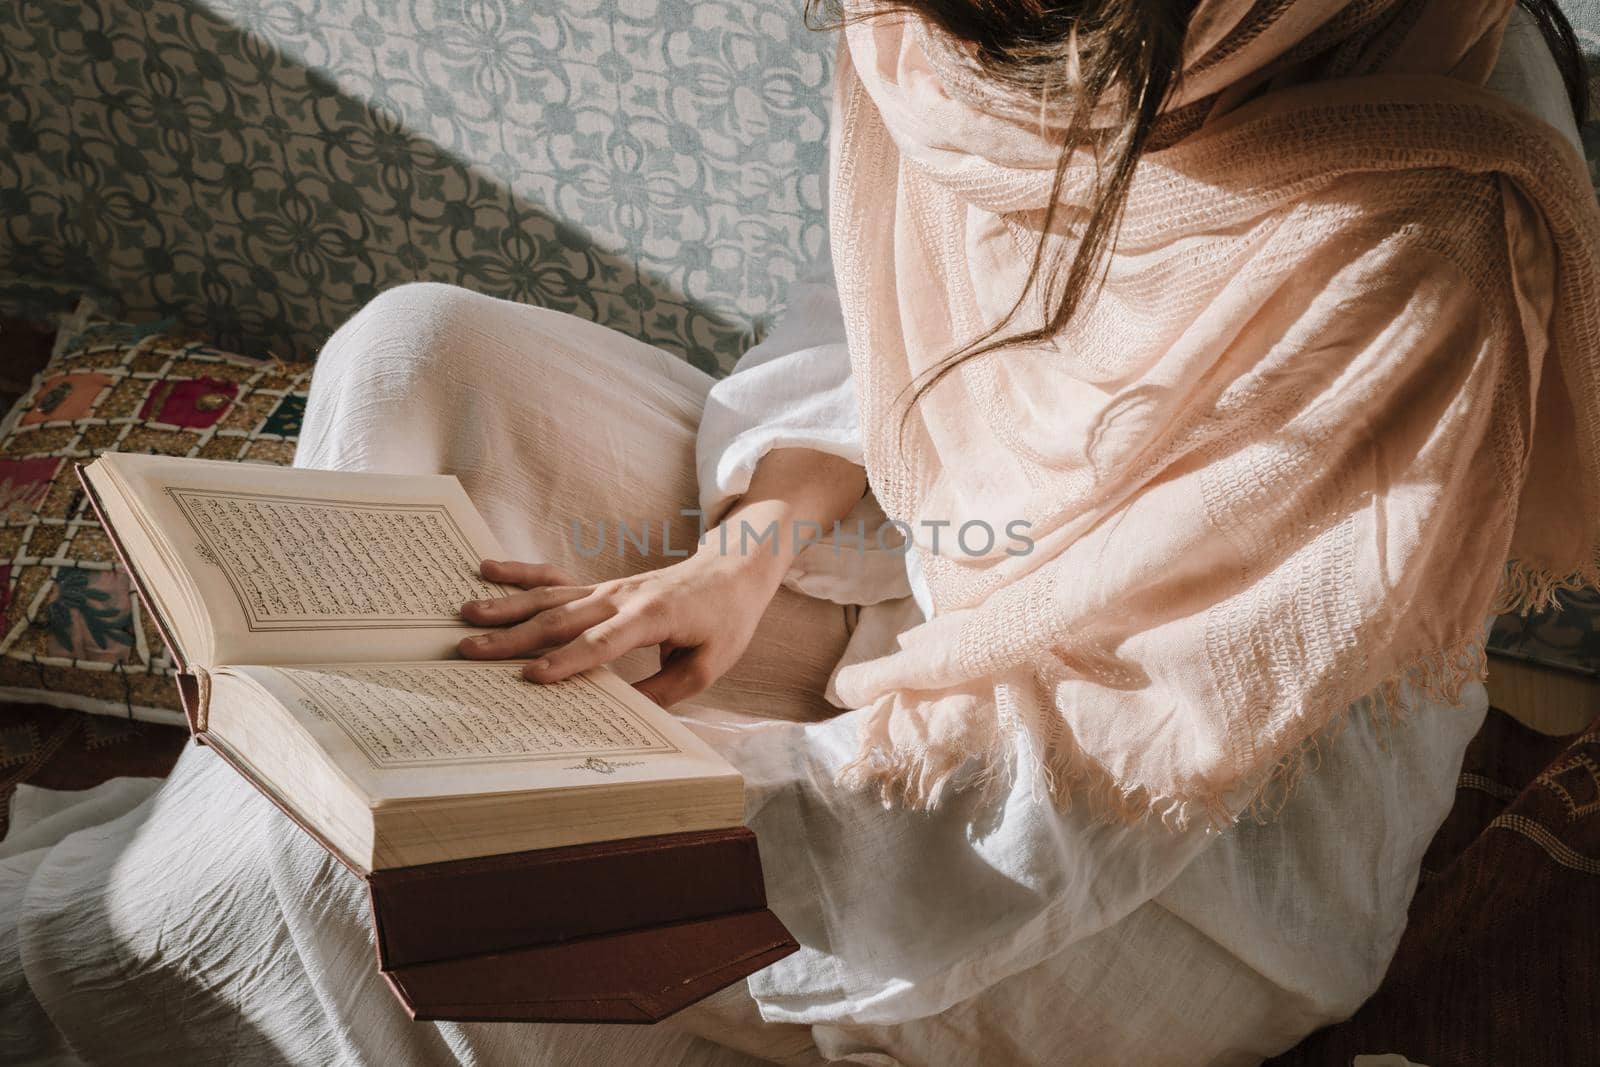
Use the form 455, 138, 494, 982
837, 630, 1494, 831
1243, 633, 1490, 826
1491, 559, 1600, 617
838, 555, 1596, 827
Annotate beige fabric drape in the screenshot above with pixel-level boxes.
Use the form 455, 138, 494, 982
827, 0, 1600, 824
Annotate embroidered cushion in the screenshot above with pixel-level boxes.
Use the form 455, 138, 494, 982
0, 316, 310, 724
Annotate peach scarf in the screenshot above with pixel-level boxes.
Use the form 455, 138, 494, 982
828, 0, 1600, 824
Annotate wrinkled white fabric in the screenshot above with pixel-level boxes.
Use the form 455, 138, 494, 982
695, 215, 917, 619
0, 14, 1579, 1066
0, 779, 162, 1067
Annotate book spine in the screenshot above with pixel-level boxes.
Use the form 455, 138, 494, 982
368, 828, 771, 969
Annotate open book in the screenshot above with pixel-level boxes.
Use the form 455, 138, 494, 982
81, 452, 744, 872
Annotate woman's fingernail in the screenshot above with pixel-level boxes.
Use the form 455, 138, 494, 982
469, 634, 491, 646
528, 658, 549, 671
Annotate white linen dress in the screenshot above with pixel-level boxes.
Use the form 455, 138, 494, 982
0, 13, 1581, 1066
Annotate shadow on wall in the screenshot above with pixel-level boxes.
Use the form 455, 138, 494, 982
0, 0, 833, 373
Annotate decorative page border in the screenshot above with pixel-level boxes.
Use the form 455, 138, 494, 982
166, 486, 496, 632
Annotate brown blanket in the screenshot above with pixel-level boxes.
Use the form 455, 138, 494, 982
0, 703, 185, 840
1273, 707, 1600, 1066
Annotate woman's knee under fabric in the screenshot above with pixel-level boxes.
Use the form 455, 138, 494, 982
303, 283, 712, 460
297, 283, 717, 580
299, 283, 577, 475
297, 284, 855, 714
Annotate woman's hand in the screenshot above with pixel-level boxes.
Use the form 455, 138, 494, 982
459, 447, 867, 706
457, 549, 786, 707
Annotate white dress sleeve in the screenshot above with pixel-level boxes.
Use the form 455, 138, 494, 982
694, 254, 858, 525
694, 236, 917, 611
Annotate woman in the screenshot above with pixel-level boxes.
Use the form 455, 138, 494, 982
5, 1, 1599, 1064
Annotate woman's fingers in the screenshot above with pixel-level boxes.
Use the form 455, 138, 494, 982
479, 559, 577, 589
460, 585, 589, 624
522, 611, 667, 682
458, 597, 612, 659
468, 556, 736, 698
633, 647, 718, 707
462, 558, 585, 623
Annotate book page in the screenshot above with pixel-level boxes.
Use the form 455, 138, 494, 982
166, 488, 498, 630
226, 661, 739, 801
98, 453, 512, 666
278, 663, 680, 767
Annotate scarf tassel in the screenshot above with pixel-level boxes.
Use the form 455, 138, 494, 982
837, 629, 1496, 831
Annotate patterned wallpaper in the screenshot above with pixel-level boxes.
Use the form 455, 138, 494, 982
0, 0, 832, 373
3, 4, 1595, 374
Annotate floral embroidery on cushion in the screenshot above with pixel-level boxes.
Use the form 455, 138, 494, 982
261, 394, 306, 438
20, 373, 113, 426
45, 567, 135, 664
0, 321, 311, 722
138, 377, 241, 429
0, 457, 64, 523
